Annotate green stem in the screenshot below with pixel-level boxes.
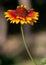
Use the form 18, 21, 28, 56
21, 25, 37, 65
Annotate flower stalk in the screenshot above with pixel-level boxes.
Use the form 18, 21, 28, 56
21, 25, 37, 65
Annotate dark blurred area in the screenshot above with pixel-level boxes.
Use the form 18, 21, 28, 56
32, 0, 46, 32
1, 0, 20, 35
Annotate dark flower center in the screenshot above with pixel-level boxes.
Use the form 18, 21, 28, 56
15, 8, 28, 18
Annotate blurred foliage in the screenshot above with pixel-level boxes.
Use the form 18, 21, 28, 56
0, 54, 24, 65
0, 54, 42, 65
0, 55, 14, 65
41, 58, 46, 65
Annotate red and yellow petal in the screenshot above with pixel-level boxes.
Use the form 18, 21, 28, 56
26, 10, 39, 25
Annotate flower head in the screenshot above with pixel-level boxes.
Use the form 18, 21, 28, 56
4, 5, 39, 25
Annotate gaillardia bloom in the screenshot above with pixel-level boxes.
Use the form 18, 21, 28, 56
4, 5, 39, 25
